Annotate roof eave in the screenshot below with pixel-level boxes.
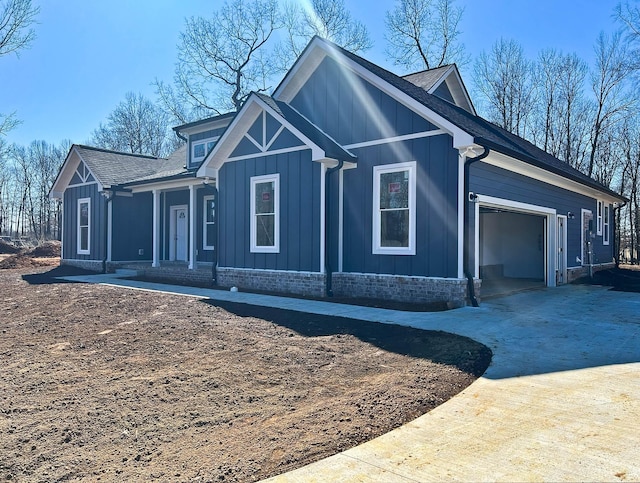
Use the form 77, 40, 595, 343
476, 137, 627, 202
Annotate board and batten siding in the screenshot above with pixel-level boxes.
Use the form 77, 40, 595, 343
342, 134, 459, 278
111, 192, 153, 262
218, 149, 322, 272
290, 55, 440, 147
470, 162, 615, 268
62, 183, 104, 260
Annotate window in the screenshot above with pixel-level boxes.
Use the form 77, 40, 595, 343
250, 174, 279, 253
77, 198, 90, 255
597, 200, 603, 235
203, 195, 216, 250
372, 162, 416, 255
191, 136, 219, 164
603, 204, 610, 245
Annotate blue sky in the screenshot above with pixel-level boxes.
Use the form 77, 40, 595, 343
0, 0, 620, 149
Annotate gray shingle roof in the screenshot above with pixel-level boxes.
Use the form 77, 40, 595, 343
75, 144, 188, 186
402, 65, 452, 91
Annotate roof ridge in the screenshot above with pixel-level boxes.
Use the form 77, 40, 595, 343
402, 64, 454, 78
74, 144, 162, 160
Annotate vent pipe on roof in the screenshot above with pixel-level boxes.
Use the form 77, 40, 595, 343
463, 145, 489, 307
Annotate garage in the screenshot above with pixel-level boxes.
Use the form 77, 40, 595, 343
478, 207, 548, 298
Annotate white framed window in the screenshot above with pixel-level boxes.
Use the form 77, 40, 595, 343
603, 204, 610, 246
250, 174, 280, 253
77, 197, 90, 255
191, 136, 219, 164
372, 161, 416, 255
596, 200, 603, 235
203, 195, 216, 250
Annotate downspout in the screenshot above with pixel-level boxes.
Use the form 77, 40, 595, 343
102, 191, 114, 274
324, 159, 344, 297
174, 129, 187, 143
463, 145, 490, 307
613, 201, 627, 268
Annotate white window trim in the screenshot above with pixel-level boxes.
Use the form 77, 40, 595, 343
250, 173, 280, 253
191, 136, 220, 164
596, 200, 603, 235
77, 197, 90, 255
603, 204, 610, 246
203, 195, 215, 250
372, 161, 416, 255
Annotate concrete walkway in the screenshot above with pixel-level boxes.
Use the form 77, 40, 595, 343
59, 273, 640, 482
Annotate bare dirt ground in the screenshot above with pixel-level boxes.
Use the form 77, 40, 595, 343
1, 262, 491, 482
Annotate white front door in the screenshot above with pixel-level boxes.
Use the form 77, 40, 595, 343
170, 205, 188, 261
557, 215, 567, 284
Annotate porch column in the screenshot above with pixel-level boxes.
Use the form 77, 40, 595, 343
152, 189, 160, 268
189, 184, 196, 270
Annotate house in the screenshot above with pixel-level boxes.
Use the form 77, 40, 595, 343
50, 37, 625, 306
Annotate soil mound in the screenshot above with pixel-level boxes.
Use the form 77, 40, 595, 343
573, 266, 640, 293
28, 240, 61, 258
0, 239, 20, 255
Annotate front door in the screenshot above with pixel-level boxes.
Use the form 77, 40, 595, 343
557, 215, 567, 284
170, 205, 188, 261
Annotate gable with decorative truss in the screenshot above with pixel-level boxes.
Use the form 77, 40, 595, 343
229, 111, 305, 159
68, 160, 96, 186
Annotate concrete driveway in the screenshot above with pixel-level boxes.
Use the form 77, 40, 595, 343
60, 274, 639, 481
264, 285, 640, 482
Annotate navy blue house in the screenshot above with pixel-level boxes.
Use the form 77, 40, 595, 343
51, 37, 625, 306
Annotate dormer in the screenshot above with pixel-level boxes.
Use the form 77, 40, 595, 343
173, 112, 236, 170
403, 64, 476, 115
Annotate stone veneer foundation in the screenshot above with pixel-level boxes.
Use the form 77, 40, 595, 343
217, 267, 478, 306
332, 272, 480, 308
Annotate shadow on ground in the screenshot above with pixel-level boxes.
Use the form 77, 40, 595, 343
205, 299, 492, 377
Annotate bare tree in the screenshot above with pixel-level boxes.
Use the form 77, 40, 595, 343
90, 92, 175, 157
0, 0, 39, 137
473, 38, 535, 138
385, 0, 467, 71
531, 50, 590, 170
156, 0, 281, 117
615, 1, 640, 70
276, 0, 372, 68
587, 32, 635, 177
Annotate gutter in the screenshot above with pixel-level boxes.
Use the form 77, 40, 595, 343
174, 129, 187, 143
324, 159, 344, 297
463, 145, 490, 307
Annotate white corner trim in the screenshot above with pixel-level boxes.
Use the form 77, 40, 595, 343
320, 164, 326, 274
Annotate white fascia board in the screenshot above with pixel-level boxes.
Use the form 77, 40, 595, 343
252, 95, 327, 161
178, 117, 232, 136
426, 65, 455, 94
274, 39, 475, 149
444, 67, 477, 116
273, 38, 328, 102
129, 178, 203, 193
482, 151, 622, 204
50, 146, 104, 199
198, 94, 330, 177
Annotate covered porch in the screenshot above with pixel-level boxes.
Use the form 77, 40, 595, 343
109, 176, 217, 274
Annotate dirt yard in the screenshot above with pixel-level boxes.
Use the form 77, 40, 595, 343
1, 264, 491, 482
